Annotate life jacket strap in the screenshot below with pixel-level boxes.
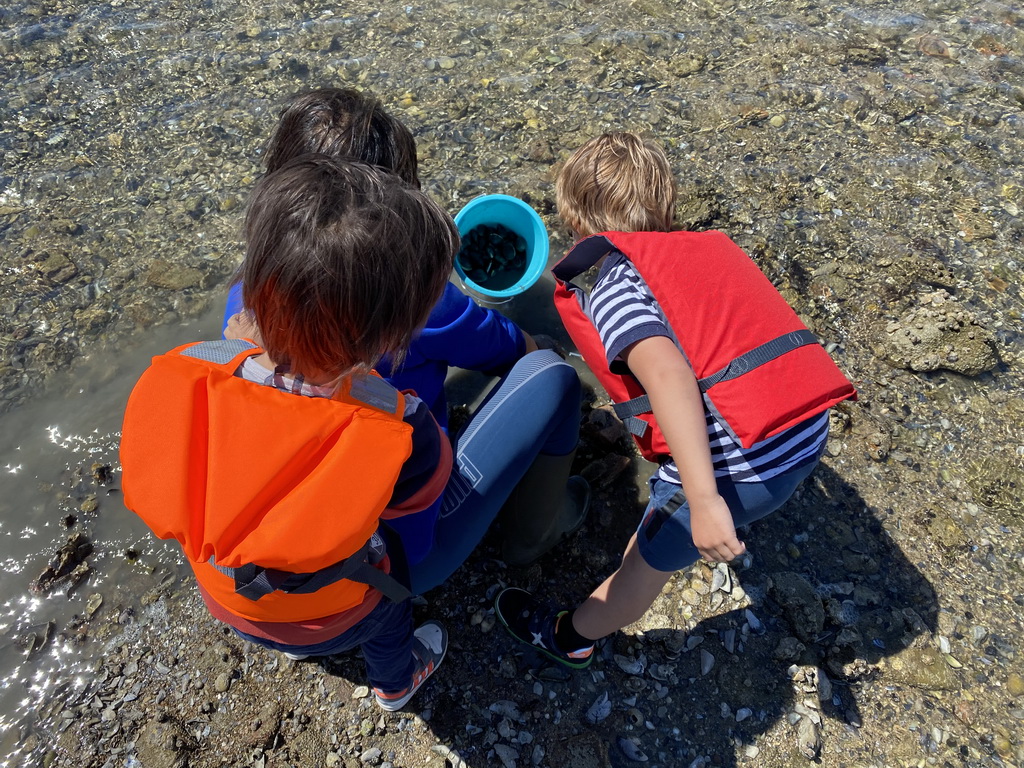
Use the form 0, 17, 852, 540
610, 330, 820, 440
612, 396, 654, 439
209, 536, 412, 604
697, 329, 819, 392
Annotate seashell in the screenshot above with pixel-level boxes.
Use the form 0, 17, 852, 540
796, 716, 822, 759
736, 707, 752, 722
700, 649, 715, 676
85, 593, 103, 618
627, 707, 644, 726
617, 736, 649, 762
352, 686, 370, 699
489, 700, 522, 720
722, 629, 736, 655
586, 691, 612, 724
614, 653, 647, 676
744, 609, 764, 634
649, 663, 673, 682
816, 668, 832, 701
710, 563, 731, 593
686, 635, 704, 651
431, 745, 469, 768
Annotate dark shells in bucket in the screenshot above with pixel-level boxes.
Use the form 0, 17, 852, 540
456, 223, 528, 290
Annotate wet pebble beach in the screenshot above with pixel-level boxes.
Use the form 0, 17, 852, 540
1, 0, 1023, 767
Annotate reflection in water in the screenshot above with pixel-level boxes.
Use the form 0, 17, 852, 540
0, 311, 221, 748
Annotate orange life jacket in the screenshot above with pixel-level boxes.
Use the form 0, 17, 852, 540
553, 231, 856, 457
120, 340, 414, 623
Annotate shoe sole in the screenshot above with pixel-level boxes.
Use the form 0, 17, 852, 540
494, 590, 593, 670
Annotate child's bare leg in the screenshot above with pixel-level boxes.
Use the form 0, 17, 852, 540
571, 533, 673, 641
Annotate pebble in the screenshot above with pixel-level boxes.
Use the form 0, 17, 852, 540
360, 747, 382, 764
214, 673, 231, 693
1008, 672, 1024, 697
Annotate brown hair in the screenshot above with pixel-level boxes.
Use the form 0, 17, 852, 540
242, 155, 457, 379
555, 132, 675, 238
264, 88, 420, 188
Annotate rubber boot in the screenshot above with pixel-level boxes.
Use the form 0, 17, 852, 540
500, 451, 591, 567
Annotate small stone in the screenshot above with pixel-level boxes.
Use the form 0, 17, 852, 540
1007, 672, 1024, 697
769, 115, 786, 127
214, 672, 231, 693
360, 747, 382, 764
438, 56, 456, 70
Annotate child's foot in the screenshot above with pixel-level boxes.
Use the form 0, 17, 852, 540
373, 620, 448, 712
494, 588, 594, 669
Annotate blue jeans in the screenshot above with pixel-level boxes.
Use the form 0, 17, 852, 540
234, 597, 415, 693
407, 350, 581, 594
637, 456, 821, 572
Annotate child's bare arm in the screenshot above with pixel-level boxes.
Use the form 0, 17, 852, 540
622, 335, 747, 563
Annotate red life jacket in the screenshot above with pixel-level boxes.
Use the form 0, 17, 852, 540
553, 231, 856, 459
120, 339, 414, 623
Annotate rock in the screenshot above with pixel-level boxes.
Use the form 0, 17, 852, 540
360, 747, 383, 764
136, 719, 191, 768
768, 572, 824, 643
214, 672, 231, 692
878, 295, 998, 376
145, 259, 206, 291
494, 743, 519, 768
581, 454, 632, 488
884, 647, 962, 691
1007, 672, 1024, 697
30, 533, 93, 594
774, 636, 806, 663
668, 53, 705, 77
37, 252, 78, 282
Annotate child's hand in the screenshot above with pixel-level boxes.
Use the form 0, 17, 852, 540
689, 494, 746, 563
225, 312, 261, 344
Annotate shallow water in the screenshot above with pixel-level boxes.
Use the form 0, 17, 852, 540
1, 0, 1023, 764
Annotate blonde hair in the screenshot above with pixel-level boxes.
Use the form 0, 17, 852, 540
556, 132, 676, 238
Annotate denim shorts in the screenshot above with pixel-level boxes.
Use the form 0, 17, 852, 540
636, 456, 821, 572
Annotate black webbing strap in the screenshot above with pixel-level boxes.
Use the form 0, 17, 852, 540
608, 330, 819, 439
210, 537, 412, 604
696, 329, 819, 393
612, 395, 654, 438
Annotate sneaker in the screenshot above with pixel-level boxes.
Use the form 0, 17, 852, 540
373, 620, 447, 712
282, 652, 310, 661
494, 588, 594, 669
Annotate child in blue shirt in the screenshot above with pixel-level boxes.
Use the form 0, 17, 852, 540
222, 87, 539, 431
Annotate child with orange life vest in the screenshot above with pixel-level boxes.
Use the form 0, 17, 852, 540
495, 132, 856, 667
222, 87, 567, 567
121, 157, 588, 711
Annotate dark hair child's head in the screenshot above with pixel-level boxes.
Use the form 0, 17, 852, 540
242, 155, 457, 379
264, 88, 420, 187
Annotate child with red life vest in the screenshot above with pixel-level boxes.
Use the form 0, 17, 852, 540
121, 157, 587, 711
495, 132, 856, 668
221, 87, 566, 566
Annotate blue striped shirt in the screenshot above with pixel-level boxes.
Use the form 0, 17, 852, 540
590, 252, 828, 483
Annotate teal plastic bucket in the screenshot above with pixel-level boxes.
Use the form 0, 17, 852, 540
453, 194, 549, 300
